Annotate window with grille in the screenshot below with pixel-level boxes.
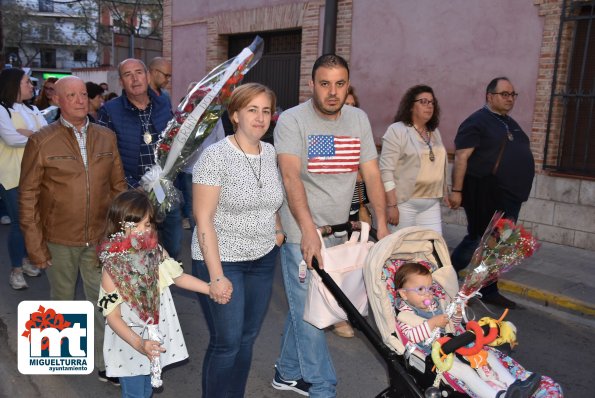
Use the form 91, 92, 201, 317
545, 1, 595, 177
74, 49, 88, 63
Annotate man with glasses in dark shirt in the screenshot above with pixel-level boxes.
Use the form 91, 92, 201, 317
448, 77, 535, 309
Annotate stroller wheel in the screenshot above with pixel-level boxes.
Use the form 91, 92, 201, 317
424, 386, 441, 398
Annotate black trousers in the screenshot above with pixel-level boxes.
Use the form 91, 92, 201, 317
451, 174, 522, 297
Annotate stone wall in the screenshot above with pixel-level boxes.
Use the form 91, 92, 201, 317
442, 171, 595, 251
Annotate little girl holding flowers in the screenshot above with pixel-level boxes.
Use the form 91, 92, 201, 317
97, 190, 214, 398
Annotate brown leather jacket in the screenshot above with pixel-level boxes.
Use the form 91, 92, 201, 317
19, 121, 127, 265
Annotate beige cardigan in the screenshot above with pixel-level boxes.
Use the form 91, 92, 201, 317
379, 121, 448, 203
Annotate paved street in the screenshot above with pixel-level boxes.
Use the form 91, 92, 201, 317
1, 224, 593, 397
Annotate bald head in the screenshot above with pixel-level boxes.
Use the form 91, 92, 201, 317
55, 76, 88, 128
148, 57, 172, 92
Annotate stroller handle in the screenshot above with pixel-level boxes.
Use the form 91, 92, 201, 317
318, 221, 378, 242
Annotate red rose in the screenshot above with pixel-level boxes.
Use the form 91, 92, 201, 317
160, 143, 171, 151
183, 103, 195, 113
109, 242, 121, 253
120, 238, 132, 251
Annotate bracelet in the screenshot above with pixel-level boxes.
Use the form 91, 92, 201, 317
451, 189, 462, 193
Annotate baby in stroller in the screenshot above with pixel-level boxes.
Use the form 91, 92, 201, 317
364, 226, 563, 398
394, 261, 539, 398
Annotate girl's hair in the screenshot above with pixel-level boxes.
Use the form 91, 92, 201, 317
394, 262, 431, 290
104, 190, 155, 237
0, 68, 26, 108
35, 77, 58, 110
347, 86, 360, 108
393, 84, 441, 131
227, 82, 276, 131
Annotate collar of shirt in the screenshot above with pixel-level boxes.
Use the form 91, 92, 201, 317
60, 115, 89, 137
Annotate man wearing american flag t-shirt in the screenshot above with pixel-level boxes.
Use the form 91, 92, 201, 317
272, 54, 389, 398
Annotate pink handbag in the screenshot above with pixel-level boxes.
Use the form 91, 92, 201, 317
303, 222, 373, 329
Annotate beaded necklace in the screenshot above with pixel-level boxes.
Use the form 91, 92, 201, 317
139, 103, 153, 144
412, 124, 435, 162
483, 105, 514, 141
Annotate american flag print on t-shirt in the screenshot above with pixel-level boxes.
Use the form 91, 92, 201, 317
307, 134, 360, 174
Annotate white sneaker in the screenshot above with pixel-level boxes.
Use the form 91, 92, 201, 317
22, 259, 41, 277
10, 270, 28, 290
0, 215, 10, 225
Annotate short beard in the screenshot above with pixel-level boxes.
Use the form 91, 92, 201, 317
312, 95, 344, 116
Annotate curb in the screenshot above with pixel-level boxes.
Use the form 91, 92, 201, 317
499, 279, 595, 317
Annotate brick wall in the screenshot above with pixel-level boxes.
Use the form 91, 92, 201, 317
444, 0, 595, 251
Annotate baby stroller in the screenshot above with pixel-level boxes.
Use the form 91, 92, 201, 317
312, 224, 563, 397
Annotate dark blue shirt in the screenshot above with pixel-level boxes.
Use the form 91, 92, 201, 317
455, 107, 535, 201
97, 88, 173, 187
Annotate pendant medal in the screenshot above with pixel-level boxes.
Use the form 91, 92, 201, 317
143, 132, 152, 145
429, 150, 435, 162
507, 131, 514, 141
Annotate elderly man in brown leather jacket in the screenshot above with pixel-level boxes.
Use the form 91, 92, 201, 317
19, 76, 126, 384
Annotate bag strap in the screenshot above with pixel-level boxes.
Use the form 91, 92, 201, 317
317, 221, 371, 248
349, 222, 370, 243
491, 136, 507, 175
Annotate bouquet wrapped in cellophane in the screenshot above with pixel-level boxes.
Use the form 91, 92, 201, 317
446, 211, 540, 317
98, 229, 164, 387
141, 36, 264, 217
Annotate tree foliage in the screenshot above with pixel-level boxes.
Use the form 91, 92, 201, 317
1, 2, 67, 66
63, 0, 164, 46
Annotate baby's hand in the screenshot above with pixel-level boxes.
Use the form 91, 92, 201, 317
428, 314, 449, 329
140, 338, 166, 360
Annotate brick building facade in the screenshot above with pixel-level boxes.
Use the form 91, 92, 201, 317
163, 0, 595, 250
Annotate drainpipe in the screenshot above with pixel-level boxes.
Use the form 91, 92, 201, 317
322, 0, 338, 54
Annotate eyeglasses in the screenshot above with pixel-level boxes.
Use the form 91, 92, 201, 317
413, 98, 436, 106
491, 91, 518, 99
399, 286, 435, 295
154, 69, 172, 79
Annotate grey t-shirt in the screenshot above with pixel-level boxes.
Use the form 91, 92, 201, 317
274, 99, 377, 243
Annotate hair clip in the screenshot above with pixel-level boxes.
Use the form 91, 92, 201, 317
119, 221, 137, 230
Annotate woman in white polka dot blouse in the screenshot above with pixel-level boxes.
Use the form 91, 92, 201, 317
191, 83, 285, 397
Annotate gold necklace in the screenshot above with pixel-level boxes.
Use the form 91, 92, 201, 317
233, 135, 262, 188
412, 125, 435, 162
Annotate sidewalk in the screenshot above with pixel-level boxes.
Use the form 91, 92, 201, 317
442, 223, 595, 318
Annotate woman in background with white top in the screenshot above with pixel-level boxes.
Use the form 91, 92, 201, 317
191, 83, 284, 398
0, 68, 47, 289
379, 85, 448, 234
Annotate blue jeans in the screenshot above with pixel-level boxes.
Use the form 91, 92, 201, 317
276, 239, 343, 398
0, 185, 25, 269
119, 375, 152, 398
192, 245, 279, 398
157, 204, 182, 260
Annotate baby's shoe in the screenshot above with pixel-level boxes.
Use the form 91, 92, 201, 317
504, 373, 541, 398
